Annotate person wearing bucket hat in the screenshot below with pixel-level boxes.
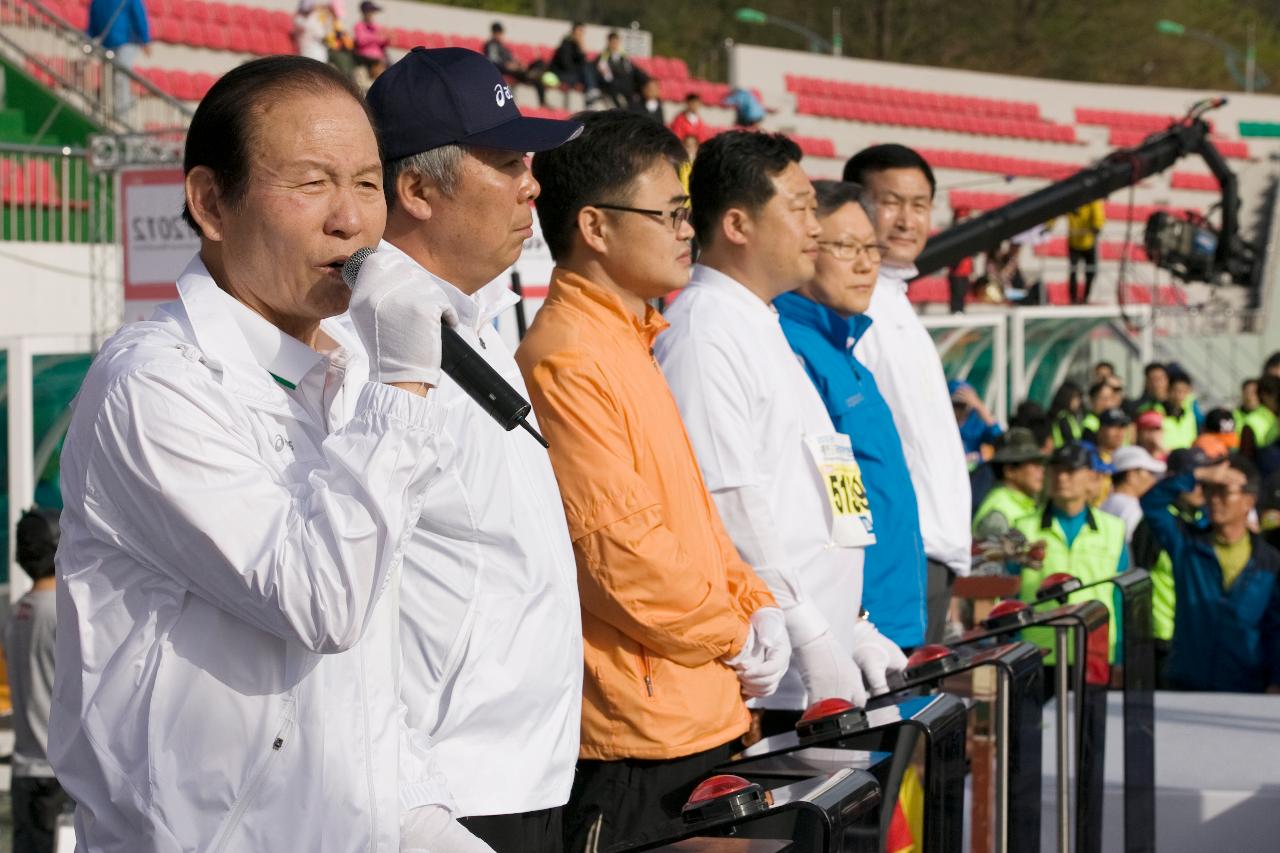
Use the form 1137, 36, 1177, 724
366, 48, 586, 852
972, 427, 1047, 540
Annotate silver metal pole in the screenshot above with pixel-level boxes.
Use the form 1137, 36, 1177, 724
995, 668, 1010, 853
1056, 627, 1071, 853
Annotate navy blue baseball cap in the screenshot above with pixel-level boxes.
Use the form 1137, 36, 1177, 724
367, 47, 583, 160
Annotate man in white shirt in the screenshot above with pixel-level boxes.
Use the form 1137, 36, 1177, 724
51, 57, 484, 853
1102, 446, 1168, 542
366, 47, 584, 852
844, 144, 973, 642
658, 131, 906, 730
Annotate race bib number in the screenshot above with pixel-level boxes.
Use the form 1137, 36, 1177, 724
804, 433, 875, 548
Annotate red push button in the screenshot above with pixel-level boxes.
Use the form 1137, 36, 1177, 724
795, 697, 868, 743
682, 774, 769, 823
1036, 572, 1083, 603
904, 643, 961, 682
982, 599, 1035, 630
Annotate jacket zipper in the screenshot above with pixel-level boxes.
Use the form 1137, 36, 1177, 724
639, 648, 655, 697
359, 644, 378, 848
209, 699, 296, 853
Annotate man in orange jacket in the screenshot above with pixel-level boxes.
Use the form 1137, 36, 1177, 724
517, 110, 788, 852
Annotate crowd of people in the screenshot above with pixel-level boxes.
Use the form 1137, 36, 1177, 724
5, 35, 1279, 853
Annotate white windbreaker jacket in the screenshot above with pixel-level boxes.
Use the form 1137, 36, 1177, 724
51, 258, 451, 853
389, 245, 583, 817
853, 265, 973, 576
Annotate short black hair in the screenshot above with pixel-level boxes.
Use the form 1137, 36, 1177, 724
491, 21, 504, 33
1168, 367, 1192, 387
16, 507, 59, 581
607, 30, 619, 40
1087, 379, 1108, 400
812, 180, 864, 218
1259, 374, 1280, 401
1229, 453, 1262, 495
1094, 360, 1116, 373
689, 130, 803, 246
1265, 351, 1280, 372
1144, 361, 1167, 376
1244, 377, 1260, 390
531, 109, 686, 263
842, 143, 936, 197
181, 56, 370, 236
684, 92, 701, 103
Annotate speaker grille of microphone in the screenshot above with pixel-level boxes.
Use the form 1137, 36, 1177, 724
341, 247, 376, 289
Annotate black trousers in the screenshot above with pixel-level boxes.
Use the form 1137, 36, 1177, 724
925, 558, 955, 644
459, 806, 562, 853
563, 742, 735, 852
12, 776, 68, 853
1068, 245, 1098, 304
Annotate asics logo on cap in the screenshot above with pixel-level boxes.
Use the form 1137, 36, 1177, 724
494, 83, 512, 107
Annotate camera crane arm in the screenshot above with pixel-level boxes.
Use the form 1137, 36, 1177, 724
914, 98, 1244, 283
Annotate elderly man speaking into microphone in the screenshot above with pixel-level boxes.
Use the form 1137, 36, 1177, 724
50, 56, 486, 852
363, 48, 585, 853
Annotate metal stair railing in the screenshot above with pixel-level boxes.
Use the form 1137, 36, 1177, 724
0, 0, 191, 140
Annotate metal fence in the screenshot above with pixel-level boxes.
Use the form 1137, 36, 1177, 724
0, 141, 111, 242
0, 0, 192, 136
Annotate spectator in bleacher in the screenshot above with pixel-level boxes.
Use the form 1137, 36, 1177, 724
844, 143, 972, 643
1140, 454, 1280, 693
1155, 367, 1199, 451
723, 86, 765, 128
1135, 409, 1167, 461
972, 427, 1047, 541
87, 0, 151, 119
1093, 360, 1117, 384
1246, 375, 1280, 476
669, 92, 705, 155
1101, 446, 1167, 542
1081, 377, 1125, 436
1136, 361, 1169, 411
1265, 351, 1280, 379
323, 12, 357, 79
1236, 378, 1276, 450
1065, 199, 1105, 304
1201, 408, 1240, 451
292, 0, 330, 62
631, 77, 665, 124
774, 179, 929, 651
664, 130, 904, 721
6, 508, 66, 853
519, 111, 785, 853
1048, 380, 1085, 446
549, 22, 600, 106
970, 403, 1051, 517
595, 31, 643, 109
367, 48, 588, 853
352, 1, 390, 81
483, 22, 548, 107
950, 379, 1002, 469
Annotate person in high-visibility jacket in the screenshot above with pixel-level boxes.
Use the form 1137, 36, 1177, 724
1014, 442, 1129, 666
1066, 199, 1105, 304
1157, 367, 1200, 452
1236, 378, 1276, 450
973, 427, 1046, 540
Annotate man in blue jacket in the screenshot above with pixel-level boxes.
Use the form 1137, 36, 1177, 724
776, 180, 929, 649
1140, 454, 1280, 692
87, 0, 151, 119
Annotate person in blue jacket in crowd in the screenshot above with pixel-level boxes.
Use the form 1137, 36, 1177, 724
950, 378, 1004, 469
87, 0, 151, 118
776, 180, 929, 649
1140, 453, 1280, 692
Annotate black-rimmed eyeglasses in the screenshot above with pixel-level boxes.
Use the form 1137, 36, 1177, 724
589, 203, 691, 232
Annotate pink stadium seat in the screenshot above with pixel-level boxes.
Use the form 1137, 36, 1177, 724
246, 28, 270, 55
186, 0, 208, 22
1170, 172, 1219, 192
205, 24, 229, 51
207, 1, 229, 24
1, 159, 59, 206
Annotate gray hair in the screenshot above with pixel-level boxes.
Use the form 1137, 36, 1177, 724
811, 179, 871, 219
384, 144, 466, 209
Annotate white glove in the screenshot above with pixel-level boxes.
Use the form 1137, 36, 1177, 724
723, 607, 791, 698
849, 618, 909, 697
791, 630, 868, 708
401, 805, 495, 853
348, 248, 459, 387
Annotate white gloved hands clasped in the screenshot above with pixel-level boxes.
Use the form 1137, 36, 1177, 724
849, 618, 909, 697
401, 805, 494, 853
791, 629, 869, 708
722, 607, 791, 698
348, 248, 459, 388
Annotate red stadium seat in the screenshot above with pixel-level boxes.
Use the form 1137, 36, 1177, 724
204, 24, 229, 51
1170, 172, 1219, 192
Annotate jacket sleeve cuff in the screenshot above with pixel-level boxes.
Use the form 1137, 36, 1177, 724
400, 779, 456, 814
783, 600, 830, 649
355, 381, 444, 431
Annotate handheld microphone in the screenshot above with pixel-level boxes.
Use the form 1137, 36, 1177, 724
342, 248, 548, 448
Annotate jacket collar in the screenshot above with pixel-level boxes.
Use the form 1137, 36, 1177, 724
773, 291, 870, 351
689, 263, 777, 318
1039, 502, 1099, 533
175, 254, 359, 395
545, 267, 669, 348
377, 240, 519, 334
876, 261, 919, 296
